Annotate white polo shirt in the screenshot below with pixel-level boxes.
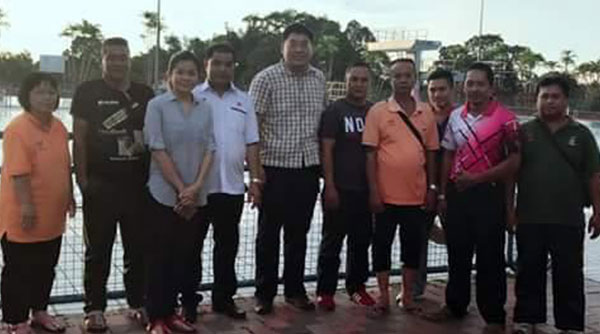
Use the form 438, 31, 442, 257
193, 82, 260, 195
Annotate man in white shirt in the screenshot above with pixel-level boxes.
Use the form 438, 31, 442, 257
192, 42, 262, 320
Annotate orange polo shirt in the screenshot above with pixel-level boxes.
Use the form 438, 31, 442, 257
0, 112, 71, 243
362, 98, 439, 206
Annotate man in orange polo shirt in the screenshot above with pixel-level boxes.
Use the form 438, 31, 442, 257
362, 58, 439, 315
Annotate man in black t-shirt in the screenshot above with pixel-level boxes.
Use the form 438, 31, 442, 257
315, 62, 375, 311
71, 37, 154, 332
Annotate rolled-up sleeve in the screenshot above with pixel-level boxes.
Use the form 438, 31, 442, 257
144, 98, 166, 150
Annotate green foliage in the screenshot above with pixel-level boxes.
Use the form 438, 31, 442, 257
0, 51, 35, 86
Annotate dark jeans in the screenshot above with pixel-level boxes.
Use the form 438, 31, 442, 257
316, 188, 372, 295
415, 212, 437, 296
444, 182, 507, 324
372, 205, 427, 271
145, 193, 208, 321
1, 236, 62, 324
82, 176, 147, 313
255, 166, 319, 301
513, 223, 585, 331
202, 193, 245, 306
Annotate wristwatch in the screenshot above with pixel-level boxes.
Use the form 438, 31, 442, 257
251, 178, 263, 184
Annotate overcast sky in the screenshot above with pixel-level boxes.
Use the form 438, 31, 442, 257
1, 0, 598, 64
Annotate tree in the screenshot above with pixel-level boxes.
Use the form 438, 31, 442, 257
0, 52, 35, 87
544, 60, 559, 71
0, 8, 9, 40
560, 50, 577, 73
577, 60, 600, 83
60, 20, 104, 85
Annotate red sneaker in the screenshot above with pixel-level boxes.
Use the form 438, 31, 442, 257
317, 294, 336, 311
350, 288, 376, 306
165, 315, 196, 333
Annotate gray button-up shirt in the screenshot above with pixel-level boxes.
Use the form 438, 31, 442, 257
249, 61, 327, 168
144, 91, 215, 207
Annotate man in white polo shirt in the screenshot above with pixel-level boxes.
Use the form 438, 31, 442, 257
192, 43, 262, 320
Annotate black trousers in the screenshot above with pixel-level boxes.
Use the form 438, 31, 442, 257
82, 176, 147, 313
1, 236, 62, 324
316, 188, 372, 295
513, 223, 585, 331
415, 212, 437, 296
201, 193, 245, 306
255, 166, 319, 301
444, 182, 507, 324
145, 193, 208, 321
372, 205, 427, 271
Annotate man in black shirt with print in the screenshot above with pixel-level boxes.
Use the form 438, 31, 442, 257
71, 37, 154, 332
316, 62, 375, 311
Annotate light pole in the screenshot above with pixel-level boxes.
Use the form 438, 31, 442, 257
477, 0, 485, 61
154, 0, 161, 89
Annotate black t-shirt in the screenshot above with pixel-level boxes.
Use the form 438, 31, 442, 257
319, 98, 373, 191
70, 79, 154, 182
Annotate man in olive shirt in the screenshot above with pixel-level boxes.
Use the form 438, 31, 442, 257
71, 37, 154, 332
510, 74, 600, 334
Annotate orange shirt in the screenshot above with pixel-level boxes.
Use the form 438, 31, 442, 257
0, 112, 71, 243
362, 98, 439, 206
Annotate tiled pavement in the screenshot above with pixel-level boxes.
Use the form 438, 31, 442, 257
25, 277, 600, 334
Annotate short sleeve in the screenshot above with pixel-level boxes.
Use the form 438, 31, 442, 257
70, 84, 91, 120
362, 106, 380, 147
424, 114, 440, 150
319, 103, 339, 140
2, 128, 33, 176
503, 115, 521, 154
581, 127, 600, 179
143, 98, 166, 150
205, 103, 217, 152
244, 98, 260, 144
441, 114, 458, 151
249, 72, 271, 117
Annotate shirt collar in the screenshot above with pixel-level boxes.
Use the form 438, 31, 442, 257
165, 90, 200, 105
386, 96, 423, 116
278, 60, 317, 77
196, 81, 237, 94
461, 100, 499, 118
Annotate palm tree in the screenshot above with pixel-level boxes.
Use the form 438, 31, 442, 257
544, 60, 559, 72
560, 50, 577, 73
0, 8, 9, 40
60, 20, 104, 84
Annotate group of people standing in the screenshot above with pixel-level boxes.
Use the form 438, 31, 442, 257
0, 22, 598, 334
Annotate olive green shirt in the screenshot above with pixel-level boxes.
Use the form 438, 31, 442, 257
517, 117, 600, 226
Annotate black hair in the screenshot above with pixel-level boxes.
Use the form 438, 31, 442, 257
18, 72, 60, 112
536, 73, 571, 98
467, 62, 494, 85
283, 23, 314, 42
205, 42, 236, 61
390, 58, 417, 74
346, 61, 370, 72
102, 37, 129, 55
427, 68, 454, 87
167, 51, 202, 74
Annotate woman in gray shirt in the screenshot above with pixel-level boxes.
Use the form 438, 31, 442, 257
143, 51, 215, 334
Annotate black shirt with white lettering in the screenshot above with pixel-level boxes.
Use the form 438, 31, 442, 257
70, 79, 154, 182
320, 98, 373, 191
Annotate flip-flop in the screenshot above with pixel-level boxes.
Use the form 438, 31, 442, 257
397, 300, 423, 315
30, 317, 66, 333
367, 303, 390, 318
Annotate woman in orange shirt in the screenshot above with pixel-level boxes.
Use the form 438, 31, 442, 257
0, 72, 75, 334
